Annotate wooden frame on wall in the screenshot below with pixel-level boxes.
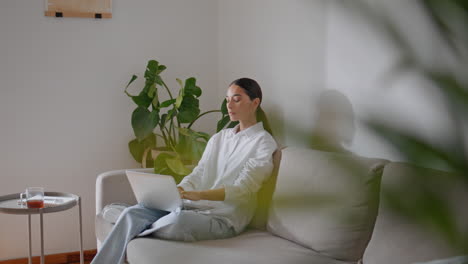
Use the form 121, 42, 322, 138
45, 0, 112, 19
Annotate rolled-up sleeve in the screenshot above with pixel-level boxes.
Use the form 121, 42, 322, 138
224, 137, 277, 203
177, 164, 203, 191
177, 134, 217, 191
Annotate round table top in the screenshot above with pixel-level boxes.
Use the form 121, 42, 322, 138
0, 192, 79, 215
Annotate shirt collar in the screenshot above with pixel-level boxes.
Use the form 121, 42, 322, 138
229, 122, 264, 139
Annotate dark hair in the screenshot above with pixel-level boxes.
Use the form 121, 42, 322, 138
230, 78, 262, 105
230, 78, 274, 136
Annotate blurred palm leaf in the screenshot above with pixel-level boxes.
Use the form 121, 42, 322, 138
343, 0, 468, 253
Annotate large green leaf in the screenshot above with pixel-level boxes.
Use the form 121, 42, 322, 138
366, 120, 467, 173
190, 140, 207, 161
128, 133, 156, 165
142, 81, 151, 94
177, 96, 200, 123
176, 129, 192, 155
147, 83, 157, 98
217, 115, 230, 132
178, 108, 200, 124
427, 71, 468, 113
175, 78, 202, 123
342, 0, 468, 253
178, 128, 210, 142
176, 78, 184, 89
420, 0, 462, 57
175, 88, 185, 109
160, 99, 176, 108
153, 152, 174, 174
383, 180, 460, 249
177, 127, 192, 137
217, 100, 233, 132
181, 95, 198, 108
227, 121, 239, 128
155, 75, 163, 86
184, 77, 196, 90
184, 78, 201, 97
157, 65, 166, 74
132, 107, 160, 141
166, 157, 192, 176
131, 91, 152, 108
175, 78, 185, 109
175, 130, 207, 162
151, 92, 159, 109
153, 152, 190, 183
192, 86, 202, 97
195, 131, 210, 142
144, 60, 159, 81
221, 98, 228, 115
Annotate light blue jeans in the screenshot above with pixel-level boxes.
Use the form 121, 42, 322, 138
91, 204, 236, 264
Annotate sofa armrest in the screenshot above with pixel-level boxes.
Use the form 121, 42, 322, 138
95, 168, 153, 214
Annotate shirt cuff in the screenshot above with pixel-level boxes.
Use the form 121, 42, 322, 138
177, 181, 194, 192
223, 184, 241, 203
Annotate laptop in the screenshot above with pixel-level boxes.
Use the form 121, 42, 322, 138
125, 170, 215, 212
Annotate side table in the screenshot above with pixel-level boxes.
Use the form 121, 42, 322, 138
0, 192, 83, 264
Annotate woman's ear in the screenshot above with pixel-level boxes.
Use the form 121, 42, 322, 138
253, 98, 260, 108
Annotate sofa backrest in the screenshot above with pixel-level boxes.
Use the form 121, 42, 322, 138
266, 147, 388, 262
248, 148, 283, 230
363, 162, 468, 264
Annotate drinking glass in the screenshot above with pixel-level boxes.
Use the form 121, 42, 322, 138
20, 187, 45, 208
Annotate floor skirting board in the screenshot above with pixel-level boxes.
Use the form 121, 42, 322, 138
0, 249, 97, 264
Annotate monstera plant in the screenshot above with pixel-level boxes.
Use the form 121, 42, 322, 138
125, 59, 233, 183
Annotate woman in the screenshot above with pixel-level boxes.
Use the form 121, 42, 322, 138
91, 78, 278, 264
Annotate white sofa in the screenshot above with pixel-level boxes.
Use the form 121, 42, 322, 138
95, 147, 465, 264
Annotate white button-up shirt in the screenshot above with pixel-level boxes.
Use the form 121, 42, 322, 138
177, 121, 277, 234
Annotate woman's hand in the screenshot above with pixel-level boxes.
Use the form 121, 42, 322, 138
177, 186, 202, 200
180, 190, 203, 201
177, 187, 184, 196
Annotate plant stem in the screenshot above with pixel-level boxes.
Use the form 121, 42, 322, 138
171, 117, 177, 144
161, 80, 174, 100
164, 126, 175, 148
161, 129, 170, 148
187, 110, 221, 129
176, 113, 181, 127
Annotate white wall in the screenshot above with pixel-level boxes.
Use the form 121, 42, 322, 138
218, 0, 327, 147
325, 0, 457, 164
0, 0, 218, 260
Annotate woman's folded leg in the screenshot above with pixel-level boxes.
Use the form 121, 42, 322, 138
153, 210, 236, 242
91, 204, 169, 264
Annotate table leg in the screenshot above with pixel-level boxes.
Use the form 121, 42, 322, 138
28, 214, 32, 264
40, 210, 44, 264
78, 197, 83, 264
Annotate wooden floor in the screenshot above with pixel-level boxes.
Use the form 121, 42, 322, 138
0, 250, 96, 264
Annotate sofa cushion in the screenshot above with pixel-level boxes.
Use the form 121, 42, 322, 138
127, 230, 356, 264
95, 203, 131, 247
95, 212, 114, 246
363, 162, 468, 264
267, 147, 388, 262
